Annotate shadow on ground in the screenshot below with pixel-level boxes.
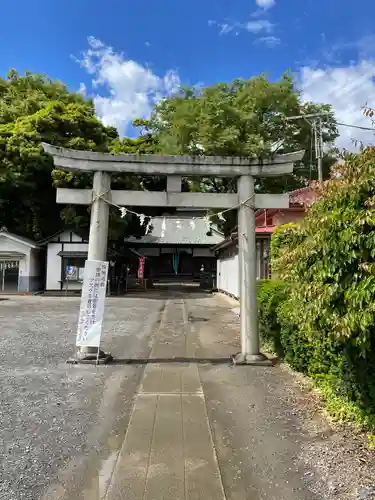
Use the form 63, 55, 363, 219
110, 356, 233, 365
112, 284, 213, 300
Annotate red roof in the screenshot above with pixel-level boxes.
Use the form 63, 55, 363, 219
289, 186, 316, 206
254, 185, 316, 231
256, 186, 315, 220
213, 185, 317, 252
256, 226, 276, 233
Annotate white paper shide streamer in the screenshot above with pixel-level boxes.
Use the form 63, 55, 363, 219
116, 200, 235, 240
161, 217, 166, 238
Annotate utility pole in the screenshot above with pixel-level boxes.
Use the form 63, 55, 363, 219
285, 112, 328, 183
315, 118, 324, 183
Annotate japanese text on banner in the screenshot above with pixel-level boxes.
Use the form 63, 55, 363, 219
76, 260, 109, 348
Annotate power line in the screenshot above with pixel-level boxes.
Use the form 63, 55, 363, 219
283, 112, 375, 182
284, 113, 325, 183
336, 121, 374, 131
285, 113, 374, 131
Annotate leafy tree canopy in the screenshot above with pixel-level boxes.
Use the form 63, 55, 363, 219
150, 74, 339, 233
0, 70, 160, 240
151, 74, 338, 178
0, 69, 92, 124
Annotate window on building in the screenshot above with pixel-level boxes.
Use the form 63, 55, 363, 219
62, 257, 86, 282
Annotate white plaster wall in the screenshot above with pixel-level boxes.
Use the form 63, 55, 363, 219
17, 257, 28, 274
0, 236, 34, 291
217, 254, 239, 298
57, 230, 86, 243
17, 257, 28, 289
0, 238, 30, 270
71, 232, 84, 242
63, 242, 88, 252
46, 239, 89, 290
46, 243, 61, 290
0, 237, 30, 274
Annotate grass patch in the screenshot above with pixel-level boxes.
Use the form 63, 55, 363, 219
261, 337, 375, 446
314, 374, 375, 432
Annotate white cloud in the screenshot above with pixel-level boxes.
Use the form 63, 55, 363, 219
208, 20, 237, 35
299, 60, 375, 150
77, 36, 180, 136
245, 20, 274, 34
78, 82, 87, 95
254, 36, 280, 48
256, 0, 275, 9
209, 18, 274, 36
217, 23, 236, 35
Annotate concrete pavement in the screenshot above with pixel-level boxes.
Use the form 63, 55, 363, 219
105, 298, 225, 500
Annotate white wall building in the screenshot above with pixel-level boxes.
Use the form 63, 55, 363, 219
214, 235, 271, 299
216, 248, 240, 299
0, 230, 44, 293
40, 229, 90, 292
40, 228, 141, 292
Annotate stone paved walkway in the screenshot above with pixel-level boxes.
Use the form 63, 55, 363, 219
105, 298, 225, 500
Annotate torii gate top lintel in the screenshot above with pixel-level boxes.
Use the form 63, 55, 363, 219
42, 143, 304, 178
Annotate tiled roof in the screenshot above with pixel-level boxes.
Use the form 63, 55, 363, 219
37, 227, 89, 245
0, 230, 39, 249
124, 216, 223, 246
289, 186, 316, 206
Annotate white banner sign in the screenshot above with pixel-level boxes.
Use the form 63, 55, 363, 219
76, 260, 109, 348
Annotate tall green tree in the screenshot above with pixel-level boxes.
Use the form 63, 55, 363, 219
0, 71, 160, 241
150, 74, 339, 233
0, 70, 120, 239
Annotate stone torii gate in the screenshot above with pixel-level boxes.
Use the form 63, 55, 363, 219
43, 143, 304, 364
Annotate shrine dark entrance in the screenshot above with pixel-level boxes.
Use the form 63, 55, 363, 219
146, 248, 216, 283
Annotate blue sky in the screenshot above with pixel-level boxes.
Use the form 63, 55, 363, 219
2, 0, 375, 148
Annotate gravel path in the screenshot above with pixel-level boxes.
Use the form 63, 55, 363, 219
0, 295, 165, 500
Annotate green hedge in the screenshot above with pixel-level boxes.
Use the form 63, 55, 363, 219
257, 148, 375, 432
257, 279, 287, 355
257, 279, 375, 428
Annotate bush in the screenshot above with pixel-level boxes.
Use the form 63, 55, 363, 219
270, 222, 299, 272
279, 149, 375, 414
257, 280, 315, 371
257, 279, 288, 355
257, 148, 375, 428
257, 278, 375, 429
258, 148, 375, 423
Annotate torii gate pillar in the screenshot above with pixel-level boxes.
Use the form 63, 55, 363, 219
88, 171, 111, 261
78, 171, 111, 360
43, 143, 304, 365
234, 175, 262, 364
